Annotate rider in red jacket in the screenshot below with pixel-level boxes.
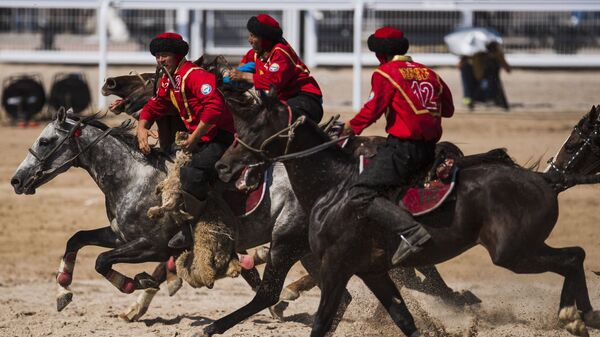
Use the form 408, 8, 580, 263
344, 27, 454, 265
137, 32, 235, 248
229, 14, 324, 123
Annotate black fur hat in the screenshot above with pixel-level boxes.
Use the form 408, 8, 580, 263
367, 26, 409, 55
247, 14, 283, 42
149, 32, 189, 56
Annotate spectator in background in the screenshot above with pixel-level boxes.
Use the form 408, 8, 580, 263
459, 41, 511, 111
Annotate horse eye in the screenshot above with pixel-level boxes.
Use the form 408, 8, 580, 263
38, 137, 56, 147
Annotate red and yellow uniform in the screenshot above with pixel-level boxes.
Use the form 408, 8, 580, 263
240, 43, 322, 102
349, 55, 453, 142
140, 60, 234, 142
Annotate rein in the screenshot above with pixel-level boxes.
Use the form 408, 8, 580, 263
234, 112, 349, 164
548, 124, 600, 175
26, 119, 119, 189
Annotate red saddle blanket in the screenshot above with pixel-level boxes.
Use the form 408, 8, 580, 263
360, 156, 457, 216
221, 167, 270, 217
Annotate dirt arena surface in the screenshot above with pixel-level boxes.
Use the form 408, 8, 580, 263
1, 63, 600, 337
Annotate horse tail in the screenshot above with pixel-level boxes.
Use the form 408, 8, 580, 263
541, 171, 600, 192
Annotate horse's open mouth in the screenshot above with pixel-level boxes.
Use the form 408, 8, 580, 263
108, 98, 127, 114
235, 167, 260, 192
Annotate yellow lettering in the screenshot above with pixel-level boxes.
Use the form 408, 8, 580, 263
398, 68, 430, 81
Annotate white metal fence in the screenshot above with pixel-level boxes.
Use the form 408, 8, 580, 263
1, 1, 600, 110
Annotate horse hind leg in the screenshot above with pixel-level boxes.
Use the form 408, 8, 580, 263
492, 244, 593, 336
119, 261, 169, 322
358, 272, 419, 337
57, 227, 119, 311
269, 253, 321, 321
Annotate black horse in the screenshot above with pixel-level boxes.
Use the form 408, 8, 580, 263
215, 88, 600, 337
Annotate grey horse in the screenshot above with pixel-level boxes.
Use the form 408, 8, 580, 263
10, 109, 318, 316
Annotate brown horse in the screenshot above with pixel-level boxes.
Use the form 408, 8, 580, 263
214, 88, 600, 337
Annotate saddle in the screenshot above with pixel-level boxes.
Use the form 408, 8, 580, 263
221, 166, 271, 217
344, 136, 460, 217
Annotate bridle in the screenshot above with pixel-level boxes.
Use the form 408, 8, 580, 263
233, 106, 349, 166
25, 118, 117, 190
547, 122, 600, 175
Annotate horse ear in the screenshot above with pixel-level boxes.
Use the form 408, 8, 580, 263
194, 55, 204, 67
589, 105, 599, 122
56, 106, 66, 123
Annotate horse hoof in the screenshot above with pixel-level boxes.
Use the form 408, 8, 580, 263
134, 272, 159, 289
56, 290, 73, 312
459, 290, 482, 305
167, 277, 183, 296
119, 303, 141, 322
268, 300, 288, 321
560, 306, 582, 323
565, 319, 590, 337
190, 326, 215, 337
279, 287, 300, 301
583, 310, 600, 329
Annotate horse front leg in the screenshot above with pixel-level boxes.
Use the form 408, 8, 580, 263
359, 272, 419, 337
197, 240, 308, 337
119, 261, 169, 322
94, 237, 168, 293
310, 262, 353, 337
57, 226, 120, 311
490, 244, 594, 337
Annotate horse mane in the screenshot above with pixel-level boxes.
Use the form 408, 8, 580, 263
68, 112, 169, 168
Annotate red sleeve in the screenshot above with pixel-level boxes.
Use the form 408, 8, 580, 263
139, 92, 171, 123
187, 72, 224, 125
349, 71, 395, 135
439, 78, 454, 118
252, 50, 294, 92
240, 49, 255, 65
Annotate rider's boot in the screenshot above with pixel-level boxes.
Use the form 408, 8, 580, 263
365, 197, 431, 265
168, 190, 206, 249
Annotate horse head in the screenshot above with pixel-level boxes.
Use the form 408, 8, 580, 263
11, 108, 88, 194
549, 105, 600, 175
217, 86, 291, 189
102, 72, 155, 117
102, 55, 233, 119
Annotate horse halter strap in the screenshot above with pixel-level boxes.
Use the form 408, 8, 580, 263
548, 124, 600, 175
28, 120, 115, 179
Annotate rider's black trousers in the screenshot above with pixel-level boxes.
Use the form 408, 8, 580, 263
180, 130, 234, 201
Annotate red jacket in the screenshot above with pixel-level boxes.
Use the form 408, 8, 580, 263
241, 42, 322, 102
349, 55, 454, 142
140, 60, 235, 142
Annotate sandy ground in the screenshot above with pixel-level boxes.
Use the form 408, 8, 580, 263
1, 63, 600, 337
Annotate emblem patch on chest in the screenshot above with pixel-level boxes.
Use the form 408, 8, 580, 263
201, 84, 212, 95
268, 63, 280, 72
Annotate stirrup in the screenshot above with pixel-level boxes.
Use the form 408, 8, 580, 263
168, 223, 194, 249
391, 228, 431, 266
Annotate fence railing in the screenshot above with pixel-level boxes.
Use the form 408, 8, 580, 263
1, 0, 600, 110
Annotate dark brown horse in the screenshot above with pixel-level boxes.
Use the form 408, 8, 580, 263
215, 88, 600, 337
101, 57, 481, 323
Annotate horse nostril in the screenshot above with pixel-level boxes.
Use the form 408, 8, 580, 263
106, 78, 117, 89
215, 162, 231, 181
10, 177, 21, 188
